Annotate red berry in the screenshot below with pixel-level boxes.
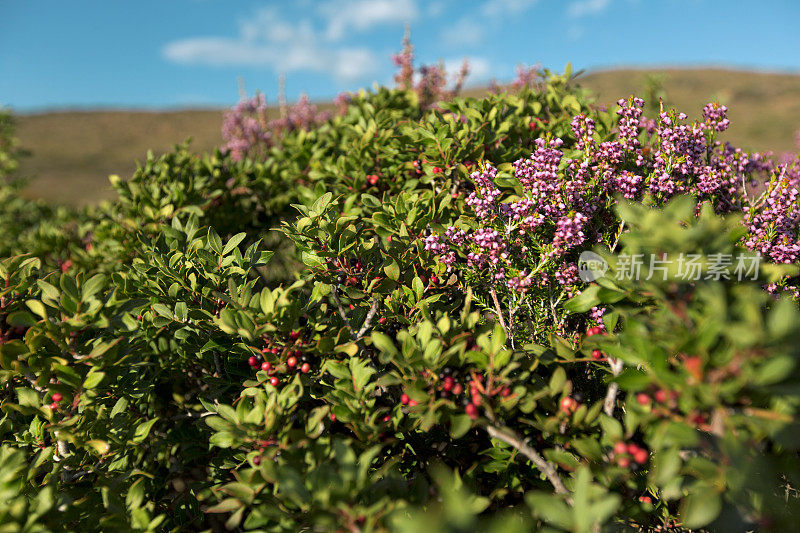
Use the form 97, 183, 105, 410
378, 317, 387, 325
471, 394, 482, 407
654, 389, 668, 403
287, 356, 298, 368
367, 174, 379, 185
587, 326, 602, 336
452, 383, 463, 395
400, 393, 410, 405
269, 377, 279, 387
270, 347, 280, 354
529, 121, 537, 130
638, 496, 652, 504
51, 393, 63, 402
627, 443, 640, 455
465, 403, 479, 419
248, 356, 258, 367
614, 441, 627, 455
432, 166, 442, 173
300, 363, 311, 373
691, 413, 707, 425
617, 456, 631, 468
442, 377, 454, 392
408, 399, 418, 407
500, 387, 511, 397
289, 330, 301, 340
253, 455, 261, 466
330, 413, 337, 422
633, 449, 649, 464
50, 402, 59, 410
684, 356, 703, 380
382, 414, 391, 422
591, 349, 602, 360
430, 275, 438, 284
560, 397, 576, 414
636, 393, 650, 406
261, 362, 271, 372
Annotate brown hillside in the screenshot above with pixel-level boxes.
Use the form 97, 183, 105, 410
12, 68, 800, 206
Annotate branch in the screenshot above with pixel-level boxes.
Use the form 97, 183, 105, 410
489, 286, 508, 338
603, 357, 624, 416
485, 424, 571, 500
354, 298, 381, 340
330, 286, 354, 334
610, 220, 625, 253
213, 352, 225, 379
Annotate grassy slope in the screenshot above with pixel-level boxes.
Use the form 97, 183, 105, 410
12, 68, 800, 206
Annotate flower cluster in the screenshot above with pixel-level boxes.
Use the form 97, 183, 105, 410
391, 32, 470, 109
221, 93, 332, 161
423, 97, 799, 340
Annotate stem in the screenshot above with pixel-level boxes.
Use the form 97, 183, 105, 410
213, 353, 225, 379
603, 358, 624, 416
610, 220, 625, 253
485, 424, 571, 500
489, 286, 508, 338
354, 298, 381, 340
330, 286, 354, 334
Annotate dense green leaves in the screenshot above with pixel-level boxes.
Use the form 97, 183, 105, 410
2, 67, 800, 532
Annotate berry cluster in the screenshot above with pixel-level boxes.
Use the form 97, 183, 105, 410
611, 440, 649, 468
248, 330, 315, 385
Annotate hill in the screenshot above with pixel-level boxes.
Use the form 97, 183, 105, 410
11, 68, 800, 206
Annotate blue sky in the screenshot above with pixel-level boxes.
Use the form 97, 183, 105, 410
2, 0, 799, 112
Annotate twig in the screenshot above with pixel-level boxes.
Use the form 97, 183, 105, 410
213, 353, 224, 378
486, 424, 571, 500
603, 358, 624, 416
354, 298, 381, 340
610, 220, 625, 253
489, 286, 508, 338
24, 372, 45, 392
330, 286, 354, 333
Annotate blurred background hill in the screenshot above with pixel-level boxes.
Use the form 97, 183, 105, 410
12, 67, 800, 206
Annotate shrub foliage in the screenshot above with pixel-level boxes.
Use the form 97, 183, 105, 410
1, 62, 799, 532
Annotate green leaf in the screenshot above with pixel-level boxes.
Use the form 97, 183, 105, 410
26, 300, 48, 319
680, 488, 721, 529
449, 414, 472, 438
81, 274, 106, 300
132, 418, 159, 443
564, 285, 600, 313
83, 371, 105, 390
222, 232, 247, 256
85, 439, 110, 455
7, 311, 37, 327
208, 228, 223, 253
371, 332, 399, 357
384, 258, 400, 281
152, 304, 173, 319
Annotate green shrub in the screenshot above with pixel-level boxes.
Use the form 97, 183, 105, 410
1, 69, 799, 532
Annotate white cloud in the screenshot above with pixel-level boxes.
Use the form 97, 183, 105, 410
444, 57, 493, 83
441, 17, 485, 48
428, 1, 446, 17
162, 6, 382, 83
318, 0, 417, 41
482, 0, 539, 17
567, 0, 611, 18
